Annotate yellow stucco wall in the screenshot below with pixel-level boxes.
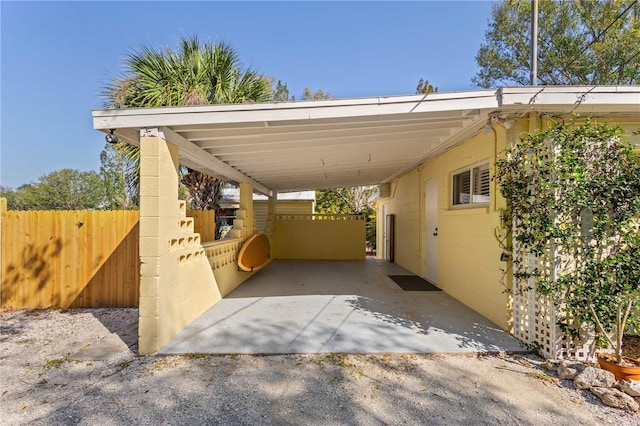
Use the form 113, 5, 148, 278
385, 170, 422, 272
272, 217, 366, 260
138, 136, 258, 355
377, 123, 515, 330
378, 115, 640, 331
138, 136, 222, 354
420, 127, 513, 330
203, 238, 264, 296
254, 200, 314, 233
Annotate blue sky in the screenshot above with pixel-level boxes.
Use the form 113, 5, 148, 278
1, 1, 494, 189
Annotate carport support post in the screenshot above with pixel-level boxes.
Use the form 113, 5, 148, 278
238, 182, 255, 237
138, 128, 180, 355
267, 192, 277, 235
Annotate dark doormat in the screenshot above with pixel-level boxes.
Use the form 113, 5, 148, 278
388, 275, 441, 291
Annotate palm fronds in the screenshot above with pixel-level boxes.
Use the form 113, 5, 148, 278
102, 35, 274, 238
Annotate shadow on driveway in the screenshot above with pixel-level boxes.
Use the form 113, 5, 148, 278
160, 260, 525, 354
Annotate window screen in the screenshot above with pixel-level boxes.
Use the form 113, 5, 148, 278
472, 163, 490, 203
452, 170, 471, 205
452, 163, 490, 206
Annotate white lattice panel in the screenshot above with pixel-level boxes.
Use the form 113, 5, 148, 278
511, 224, 595, 361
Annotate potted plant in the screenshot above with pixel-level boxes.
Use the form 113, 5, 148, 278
569, 229, 640, 379
496, 119, 640, 377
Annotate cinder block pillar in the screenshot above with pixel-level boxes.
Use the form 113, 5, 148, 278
138, 130, 180, 355
267, 192, 278, 232
268, 193, 278, 215
238, 182, 255, 237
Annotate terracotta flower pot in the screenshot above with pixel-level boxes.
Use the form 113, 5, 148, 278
597, 354, 640, 380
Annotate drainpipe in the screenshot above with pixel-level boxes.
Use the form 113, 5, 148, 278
492, 126, 499, 212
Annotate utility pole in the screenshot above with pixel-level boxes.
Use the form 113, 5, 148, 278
530, 0, 538, 85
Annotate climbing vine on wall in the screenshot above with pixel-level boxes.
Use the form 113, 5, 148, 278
495, 118, 640, 363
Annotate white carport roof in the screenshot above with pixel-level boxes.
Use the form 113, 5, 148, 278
92, 85, 640, 196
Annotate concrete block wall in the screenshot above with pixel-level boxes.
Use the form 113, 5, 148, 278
385, 170, 421, 273
254, 200, 315, 233
271, 215, 366, 260
377, 127, 514, 331
138, 134, 222, 354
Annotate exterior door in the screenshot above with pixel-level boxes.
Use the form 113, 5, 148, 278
424, 179, 438, 284
382, 204, 388, 260
385, 214, 395, 262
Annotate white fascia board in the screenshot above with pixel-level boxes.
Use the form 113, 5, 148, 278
498, 86, 640, 113
93, 89, 496, 116
91, 86, 638, 130
500, 85, 640, 96
92, 90, 499, 130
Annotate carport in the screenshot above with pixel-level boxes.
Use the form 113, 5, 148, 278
94, 88, 632, 355
159, 260, 523, 354
93, 90, 504, 354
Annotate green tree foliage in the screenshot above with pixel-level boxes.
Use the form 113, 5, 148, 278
103, 35, 274, 237
301, 87, 333, 100
315, 187, 376, 214
7, 169, 105, 210
273, 80, 291, 101
267, 81, 333, 102
315, 189, 350, 215
99, 143, 138, 209
316, 186, 377, 252
0, 186, 18, 209
416, 78, 438, 94
474, 0, 640, 87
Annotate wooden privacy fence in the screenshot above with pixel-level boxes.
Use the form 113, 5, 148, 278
0, 207, 215, 309
1, 210, 140, 308
186, 209, 215, 242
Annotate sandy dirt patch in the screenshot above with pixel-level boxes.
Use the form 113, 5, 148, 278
1, 308, 638, 425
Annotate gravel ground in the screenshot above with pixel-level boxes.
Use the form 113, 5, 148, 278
1, 308, 639, 425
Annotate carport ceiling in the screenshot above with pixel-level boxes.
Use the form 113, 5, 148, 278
92, 86, 640, 195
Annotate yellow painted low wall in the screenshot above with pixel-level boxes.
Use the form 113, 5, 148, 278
203, 238, 262, 296
272, 214, 365, 260
254, 200, 314, 233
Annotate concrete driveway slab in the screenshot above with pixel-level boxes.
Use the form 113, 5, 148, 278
160, 260, 524, 354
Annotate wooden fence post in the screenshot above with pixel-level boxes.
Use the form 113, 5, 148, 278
0, 198, 6, 304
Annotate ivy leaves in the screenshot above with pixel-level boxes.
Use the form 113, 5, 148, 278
496, 119, 638, 255
496, 118, 640, 359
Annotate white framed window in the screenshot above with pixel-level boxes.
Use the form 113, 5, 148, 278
452, 162, 490, 206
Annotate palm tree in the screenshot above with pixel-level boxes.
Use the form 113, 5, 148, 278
104, 35, 273, 239
105, 36, 272, 108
